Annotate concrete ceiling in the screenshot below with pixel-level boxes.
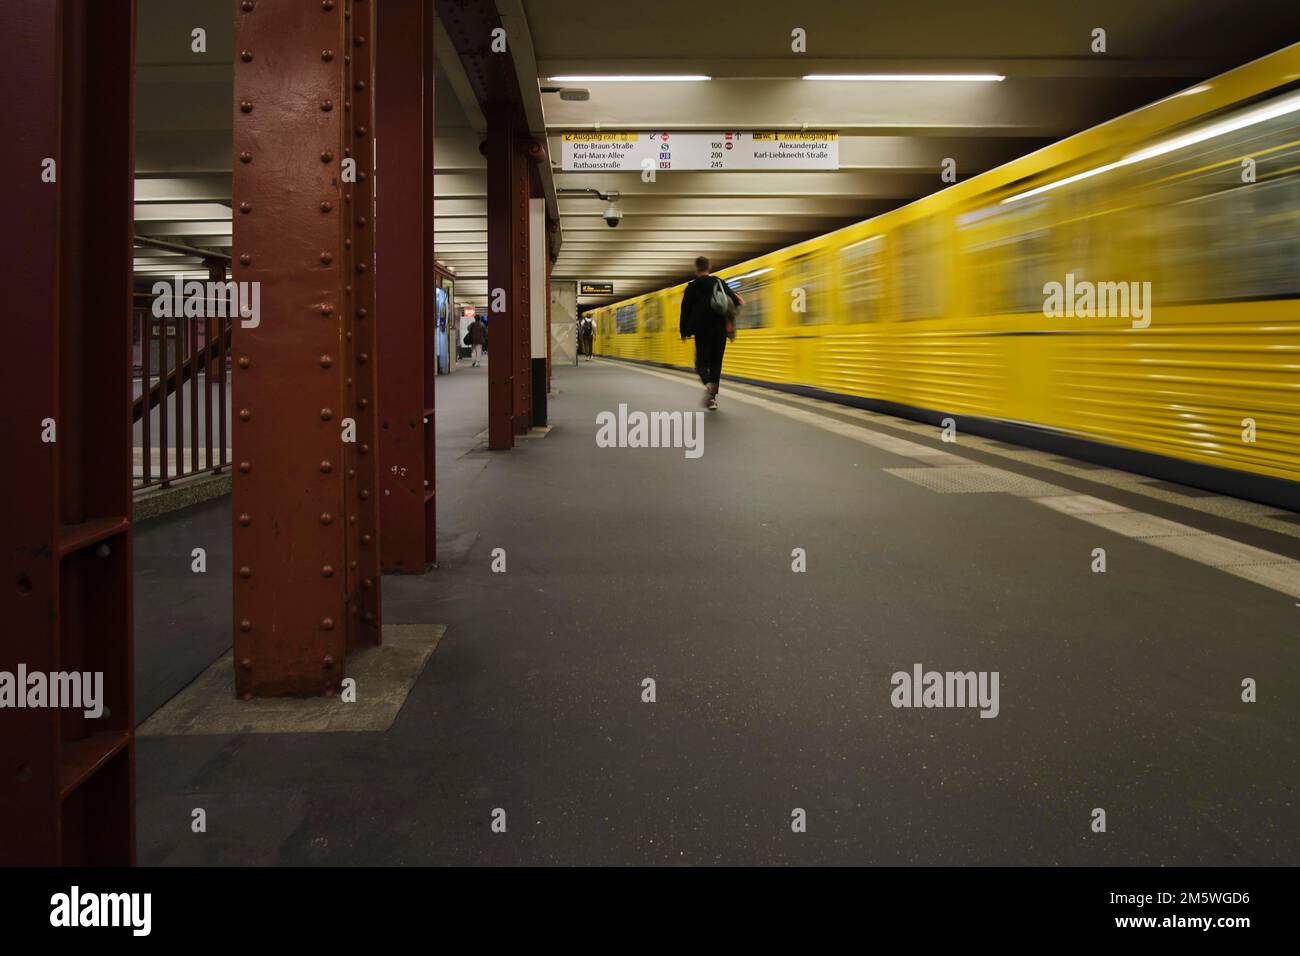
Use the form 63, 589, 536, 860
133, 0, 1300, 310
133, 0, 488, 299
527, 0, 1300, 309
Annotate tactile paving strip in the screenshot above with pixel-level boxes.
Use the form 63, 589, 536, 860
1225, 562, 1300, 598
1035, 494, 1131, 516
1147, 533, 1293, 568
883, 466, 1065, 497
1070, 511, 1199, 539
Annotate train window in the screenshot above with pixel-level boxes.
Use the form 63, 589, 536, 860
616, 303, 638, 334
1136, 98, 1300, 302
956, 201, 1051, 314
787, 251, 830, 324
839, 235, 884, 321
896, 219, 944, 319
725, 268, 772, 328
642, 297, 662, 333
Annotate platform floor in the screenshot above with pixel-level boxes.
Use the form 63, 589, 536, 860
135, 356, 1300, 865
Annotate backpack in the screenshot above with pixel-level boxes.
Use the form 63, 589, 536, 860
709, 277, 737, 319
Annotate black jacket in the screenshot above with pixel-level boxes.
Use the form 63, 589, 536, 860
679, 275, 740, 339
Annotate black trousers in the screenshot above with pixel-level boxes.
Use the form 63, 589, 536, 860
693, 328, 727, 386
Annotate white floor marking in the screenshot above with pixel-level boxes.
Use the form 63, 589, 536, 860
605, 360, 1300, 540
605, 359, 1300, 601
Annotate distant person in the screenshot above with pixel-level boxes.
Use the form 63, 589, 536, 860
679, 256, 741, 410
465, 315, 487, 366
580, 316, 595, 360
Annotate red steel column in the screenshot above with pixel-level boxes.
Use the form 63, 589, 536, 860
375, 0, 436, 572
511, 140, 532, 434
486, 109, 517, 449
232, 0, 364, 696
344, 0, 382, 647
1, 0, 137, 865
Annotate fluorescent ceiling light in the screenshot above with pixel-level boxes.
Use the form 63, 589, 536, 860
1001, 89, 1300, 205
546, 75, 711, 82
803, 73, 1004, 82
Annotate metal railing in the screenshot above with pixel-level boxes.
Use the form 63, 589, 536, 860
132, 309, 233, 492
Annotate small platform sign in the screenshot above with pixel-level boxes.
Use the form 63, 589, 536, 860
560, 131, 838, 172
580, 281, 615, 295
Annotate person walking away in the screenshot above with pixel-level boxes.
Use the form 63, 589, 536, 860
581, 316, 595, 360
465, 315, 487, 367
679, 256, 741, 410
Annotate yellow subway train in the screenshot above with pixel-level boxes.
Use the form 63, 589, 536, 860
592, 44, 1300, 510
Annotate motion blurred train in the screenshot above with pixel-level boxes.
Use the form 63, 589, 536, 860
591, 45, 1300, 510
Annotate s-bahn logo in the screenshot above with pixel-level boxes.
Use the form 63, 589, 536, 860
1042, 273, 1152, 329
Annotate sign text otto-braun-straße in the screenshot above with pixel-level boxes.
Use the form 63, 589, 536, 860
560, 131, 839, 171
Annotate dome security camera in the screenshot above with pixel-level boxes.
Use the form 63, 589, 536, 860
602, 202, 623, 227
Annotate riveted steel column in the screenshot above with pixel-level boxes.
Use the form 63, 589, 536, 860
375, 0, 436, 572
1, 0, 137, 865
343, 0, 382, 647
511, 140, 532, 433
486, 108, 516, 450
232, 0, 350, 697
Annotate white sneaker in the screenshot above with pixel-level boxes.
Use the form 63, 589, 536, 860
707, 396, 718, 411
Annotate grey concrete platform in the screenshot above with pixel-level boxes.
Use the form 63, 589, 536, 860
134, 356, 1300, 866
139, 624, 445, 735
